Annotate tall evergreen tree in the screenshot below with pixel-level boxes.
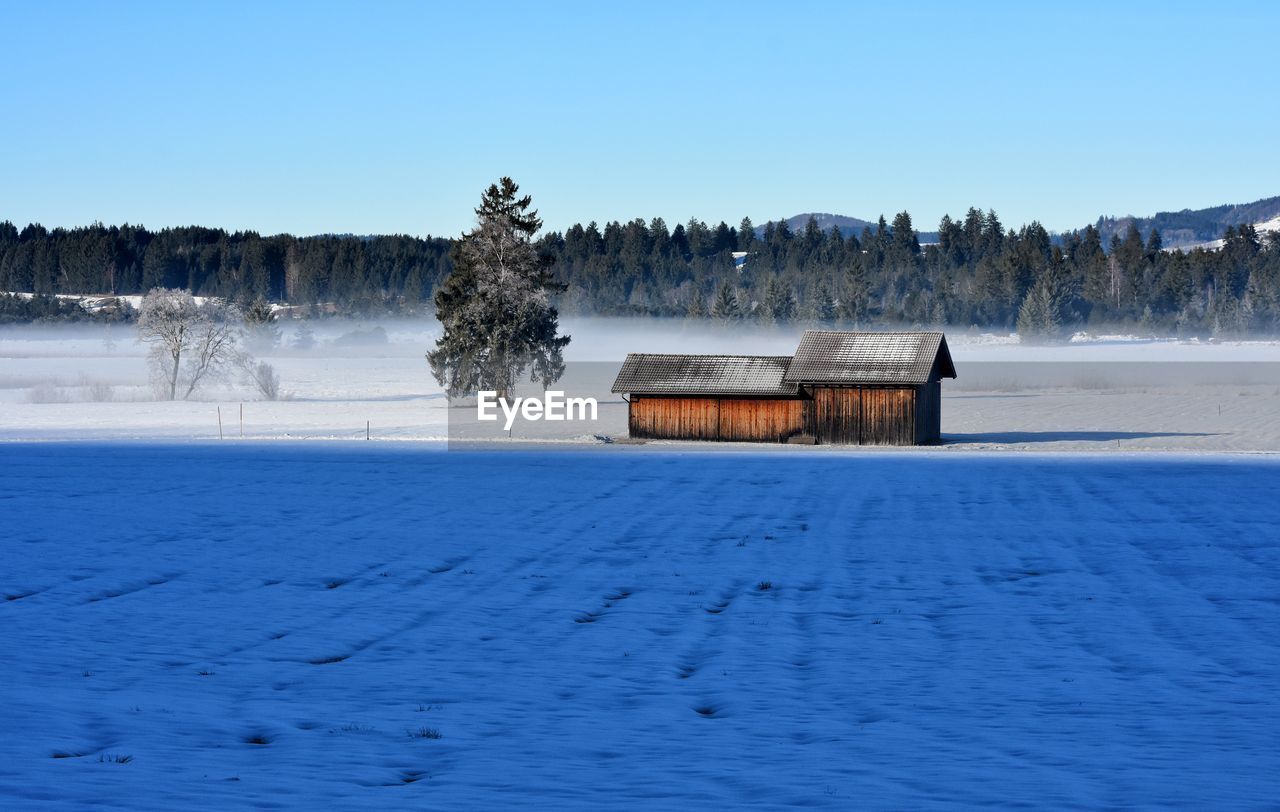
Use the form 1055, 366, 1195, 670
737, 217, 755, 251
687, 285, 707, 318
759, 276, 796, 322
427, 178, 570, 399
809, 282, 838, 323
1145, 228, 1163, 257
711, 281, 740, 320
890, 211, 920, 258
1016, 269, 1076, 343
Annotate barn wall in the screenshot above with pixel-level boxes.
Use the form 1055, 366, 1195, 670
808, 386, 918, 445
810, 387, 859, 443
628, 397, 719, 440
629, 396, 807, 442
861, 387, 916, 445
915, 380, 942, 444
629, 385, 934, 445
717, 398, 807, 442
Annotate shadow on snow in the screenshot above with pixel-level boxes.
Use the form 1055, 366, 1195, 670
945, 430, 1220, 444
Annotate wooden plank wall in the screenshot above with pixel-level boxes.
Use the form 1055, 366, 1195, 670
914, 381, 941, 444
629, 397, 719, 440
718, 398, 807, 442
811, 387, 858, 443
629, 397, 807, 442
631, 386, 933, 445
808, 386, 918, 445
861, 387, 916, 445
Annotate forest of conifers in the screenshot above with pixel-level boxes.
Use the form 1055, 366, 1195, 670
2, 209, 1278, 335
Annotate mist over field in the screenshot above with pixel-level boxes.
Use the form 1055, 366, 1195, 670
1, 316, 1278, 450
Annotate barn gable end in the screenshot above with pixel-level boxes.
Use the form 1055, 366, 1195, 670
784, 330, 956, 386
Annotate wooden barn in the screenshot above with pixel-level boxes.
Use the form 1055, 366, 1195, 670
611, 331, 956, 445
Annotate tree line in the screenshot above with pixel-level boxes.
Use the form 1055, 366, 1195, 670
2, 209, 1278, 335
0, 221, 453, 315
543, 211, 1280, 337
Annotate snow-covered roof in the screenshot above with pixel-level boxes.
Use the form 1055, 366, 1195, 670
784, 330, 955, 385
611, 354, 797, 396
612, 331, 957, 395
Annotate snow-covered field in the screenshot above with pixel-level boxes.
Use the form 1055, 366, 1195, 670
2, 318, 1279, 452
2, 445, 1277, 807
3, 320, 1279, 806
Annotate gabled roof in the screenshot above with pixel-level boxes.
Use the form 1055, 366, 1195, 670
610, 354, 798, 396
783, 330, 956, 385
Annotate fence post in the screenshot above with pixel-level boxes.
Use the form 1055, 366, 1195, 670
217, 406, 223, 440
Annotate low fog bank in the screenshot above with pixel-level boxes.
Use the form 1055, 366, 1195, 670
3, 317, 1280, 449
6, 315, 1280, 361
4, 317, 1280, 407
561, 318, 1280, 363
0, 319, 445, 408
954, 362, 1280, 392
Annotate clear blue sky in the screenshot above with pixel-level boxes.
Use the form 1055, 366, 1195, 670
3, 1, 1276, 237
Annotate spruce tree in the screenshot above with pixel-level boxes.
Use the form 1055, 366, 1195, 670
687, 286, 707, 318
1016, 271, 1075, 343
890, 211, 920, 258
811, 282, 838, 323
427, 178, 570, 399
1145, 228, 1163, 257
842, 260, 871, 325
759, 276, 795, 322
711, 282, 740, 320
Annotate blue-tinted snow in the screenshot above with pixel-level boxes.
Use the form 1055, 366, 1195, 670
1, 444, 1278, 808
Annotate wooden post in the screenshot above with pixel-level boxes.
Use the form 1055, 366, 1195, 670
366, 420, 370, 441
217, 407, 223, 440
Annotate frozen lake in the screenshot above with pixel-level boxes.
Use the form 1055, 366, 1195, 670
2, 444, 1277, 808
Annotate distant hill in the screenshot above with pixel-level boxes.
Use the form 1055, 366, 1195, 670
777, 213, 876, 236
765, 212, 940, 244
769, 196, 1280, 251
1093, 195, 1280, 250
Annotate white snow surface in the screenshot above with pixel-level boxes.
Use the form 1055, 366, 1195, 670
1, 445, 1277, 807
4, 318, 1280, 451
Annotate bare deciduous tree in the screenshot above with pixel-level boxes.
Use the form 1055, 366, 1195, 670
137, 288, 197, 400
235, 352, 282, 400
137, 288, 244, 400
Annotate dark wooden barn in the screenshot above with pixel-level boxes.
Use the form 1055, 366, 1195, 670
611, 331, 956, 445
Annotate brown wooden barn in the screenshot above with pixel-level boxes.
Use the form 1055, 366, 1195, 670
611, 331, 956, 445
